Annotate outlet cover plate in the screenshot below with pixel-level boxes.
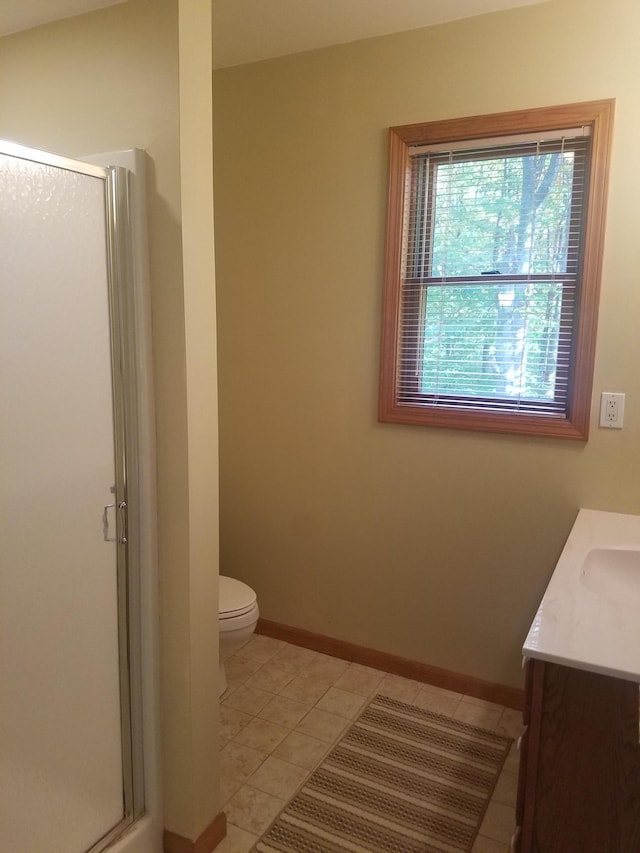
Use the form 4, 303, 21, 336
599, 392, 625, 429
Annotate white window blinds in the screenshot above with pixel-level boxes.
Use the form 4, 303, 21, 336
397, 131, 591, 417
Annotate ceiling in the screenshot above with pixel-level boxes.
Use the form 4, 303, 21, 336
0, 0, 127, 38
211, 0, 548, 69
1, 0, 548, 68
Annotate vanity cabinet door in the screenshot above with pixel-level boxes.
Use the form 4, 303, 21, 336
516, 659, 545, 853
517, 659, 640, 853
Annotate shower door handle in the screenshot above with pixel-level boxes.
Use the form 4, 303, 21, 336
103, 501, 127, 544
118, 501, 128, 545
103, 503, 116, 541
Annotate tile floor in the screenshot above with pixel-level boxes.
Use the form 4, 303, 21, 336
216, 634, 525, 853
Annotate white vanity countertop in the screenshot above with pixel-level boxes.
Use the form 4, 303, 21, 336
523, 508, 640, 683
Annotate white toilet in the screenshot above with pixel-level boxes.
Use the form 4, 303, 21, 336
218, 575, 259, 696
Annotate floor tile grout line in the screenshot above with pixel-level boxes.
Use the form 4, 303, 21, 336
220, 639, 521, 847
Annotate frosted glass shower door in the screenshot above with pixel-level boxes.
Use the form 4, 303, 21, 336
0, 146, 129, 852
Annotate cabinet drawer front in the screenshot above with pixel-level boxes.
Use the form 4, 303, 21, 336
523, 657, 533, 726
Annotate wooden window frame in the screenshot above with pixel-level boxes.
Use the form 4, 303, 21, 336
378, 100, 615, 439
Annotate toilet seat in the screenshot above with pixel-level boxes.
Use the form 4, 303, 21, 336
219, 575, 257, 620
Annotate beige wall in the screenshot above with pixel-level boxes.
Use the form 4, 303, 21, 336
1, 0, 220, 840
213, 0, 640, 689
176, 0, 220, 838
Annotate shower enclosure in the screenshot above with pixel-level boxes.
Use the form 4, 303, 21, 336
0, 141, 159, 853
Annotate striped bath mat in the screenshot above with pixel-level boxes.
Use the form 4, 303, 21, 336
254, 693, 512, 852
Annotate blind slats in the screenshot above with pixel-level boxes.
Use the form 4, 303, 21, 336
397, 129, 589, 417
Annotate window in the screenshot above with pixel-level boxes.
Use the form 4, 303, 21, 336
379, 101, 614, 439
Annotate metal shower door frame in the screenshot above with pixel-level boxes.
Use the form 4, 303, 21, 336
0, 139, 144, 853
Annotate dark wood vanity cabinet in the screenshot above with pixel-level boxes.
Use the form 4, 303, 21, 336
514, 658, 640, 853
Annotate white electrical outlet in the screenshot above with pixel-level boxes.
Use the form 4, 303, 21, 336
599, 392, 625, 429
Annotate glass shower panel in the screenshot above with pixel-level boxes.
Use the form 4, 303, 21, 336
0, 151, 125, 852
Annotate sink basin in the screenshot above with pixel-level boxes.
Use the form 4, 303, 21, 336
580, 547, 640, 604
524, 509, 640, 682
